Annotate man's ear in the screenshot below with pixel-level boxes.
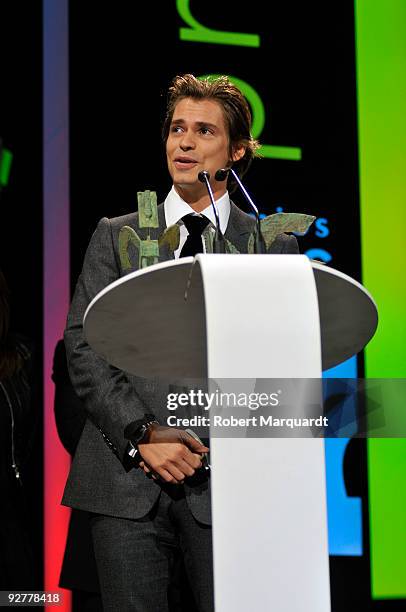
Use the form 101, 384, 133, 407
231, 144, 246, 163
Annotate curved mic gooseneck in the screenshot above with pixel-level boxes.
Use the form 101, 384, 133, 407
215, 168, 266, 254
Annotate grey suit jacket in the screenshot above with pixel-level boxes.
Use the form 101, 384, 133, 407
62, 201, 299, 524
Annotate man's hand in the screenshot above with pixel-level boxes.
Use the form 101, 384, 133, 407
137, 424, 209, 484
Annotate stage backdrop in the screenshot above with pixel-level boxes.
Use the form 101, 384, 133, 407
66, 1, 406, 608
3, 2, 405, 611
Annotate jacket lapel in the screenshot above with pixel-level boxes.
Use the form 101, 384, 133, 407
224, 200, 256, 254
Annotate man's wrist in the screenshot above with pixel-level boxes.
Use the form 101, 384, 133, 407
124, 416, 159, 469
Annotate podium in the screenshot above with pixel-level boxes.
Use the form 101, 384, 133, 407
84, 254, 377, 612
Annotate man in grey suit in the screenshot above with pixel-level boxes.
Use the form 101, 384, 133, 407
63, 74, 298, 612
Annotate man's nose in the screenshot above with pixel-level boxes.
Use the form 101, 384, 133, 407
179, 130, 196, 150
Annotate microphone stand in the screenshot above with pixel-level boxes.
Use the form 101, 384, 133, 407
215, 168, 266, 254
198, 170, 226, 253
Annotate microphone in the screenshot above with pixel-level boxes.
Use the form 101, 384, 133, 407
198, 170, 226, 253
215, 167, 266, 254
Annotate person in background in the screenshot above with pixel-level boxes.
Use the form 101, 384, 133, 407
0, 266, 38, 590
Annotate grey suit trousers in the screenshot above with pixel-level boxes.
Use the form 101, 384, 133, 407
90, 484, 213, 612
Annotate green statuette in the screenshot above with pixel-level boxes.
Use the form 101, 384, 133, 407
159, 224, 181, 253
138, 190, 159, 228
202, 225, 214, 254
225, 239, 240, 254
139, 238, 160, 269
248, 212, 316, 253
202, 224, 240, 254
119, 226, 140, 270
118, 226, 160, 270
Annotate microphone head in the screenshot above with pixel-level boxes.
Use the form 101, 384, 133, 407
198, 170, 210, 183
215, 168, 230, 181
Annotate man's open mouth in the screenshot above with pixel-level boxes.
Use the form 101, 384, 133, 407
174, 156, 198, 168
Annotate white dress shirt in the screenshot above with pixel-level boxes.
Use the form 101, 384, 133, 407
164, 186, 231, 258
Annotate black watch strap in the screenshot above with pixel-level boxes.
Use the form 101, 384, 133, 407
124, 414, 158, 446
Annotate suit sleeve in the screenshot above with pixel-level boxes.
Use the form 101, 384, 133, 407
64, 217, 148, 462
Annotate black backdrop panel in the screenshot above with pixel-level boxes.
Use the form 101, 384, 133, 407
0, 0, 43, 591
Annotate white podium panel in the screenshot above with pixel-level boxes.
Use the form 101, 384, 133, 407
196, 254, 331, 612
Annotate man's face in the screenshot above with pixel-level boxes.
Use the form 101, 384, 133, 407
166, 97, 244, 201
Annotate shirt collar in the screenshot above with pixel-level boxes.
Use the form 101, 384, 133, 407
164, 185, 231, 234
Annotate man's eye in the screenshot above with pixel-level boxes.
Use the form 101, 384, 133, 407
171, 126, 183, 133
199, 127, 212, 135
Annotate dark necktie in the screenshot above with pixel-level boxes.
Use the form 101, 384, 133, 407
180, 214, 210, 257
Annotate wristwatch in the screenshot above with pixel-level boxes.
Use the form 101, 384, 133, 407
125, 414, 158, 445
124, 415, 159, 468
